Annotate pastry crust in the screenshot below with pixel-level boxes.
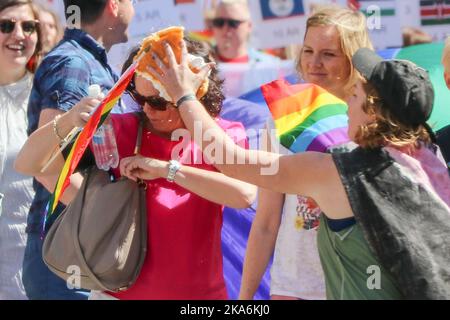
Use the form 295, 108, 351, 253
134, 26, 209, 101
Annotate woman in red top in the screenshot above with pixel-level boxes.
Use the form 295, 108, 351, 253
15, 39, 256, 300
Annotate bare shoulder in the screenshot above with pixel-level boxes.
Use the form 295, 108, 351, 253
279, 152, 354, 219
277, 152, 335, 196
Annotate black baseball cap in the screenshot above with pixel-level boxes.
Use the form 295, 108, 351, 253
352, 48, 434, 128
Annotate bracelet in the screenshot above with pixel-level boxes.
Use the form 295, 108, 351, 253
52, 114, 67, 144
166, 160, 181, 183
175, 93, 197, 108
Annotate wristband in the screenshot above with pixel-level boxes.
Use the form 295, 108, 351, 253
175, 94, 197, 108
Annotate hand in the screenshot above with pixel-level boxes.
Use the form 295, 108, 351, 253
120, 155, 167, 182
67, 97, 102, 127
146, 40, 215, 103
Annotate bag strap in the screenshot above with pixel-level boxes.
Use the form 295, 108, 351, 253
133, 113, 144, 155
71, 168, 113, 292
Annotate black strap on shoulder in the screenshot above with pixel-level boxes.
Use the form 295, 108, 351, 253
134, 115, 144, 155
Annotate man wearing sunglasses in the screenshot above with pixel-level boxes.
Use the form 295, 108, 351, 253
211, 0, 252, 63
210, 0, 282, 97
211, 0, 280, 64
23, 0, 135, 300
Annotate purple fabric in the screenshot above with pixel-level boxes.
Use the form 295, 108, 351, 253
219, 74, 302, 299
218, 74, 308, 299
307, 127, 350, 152
220, 97, 272, 300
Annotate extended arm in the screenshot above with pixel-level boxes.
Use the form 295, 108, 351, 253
143, 40, 354, 219
120, 155, 257, 209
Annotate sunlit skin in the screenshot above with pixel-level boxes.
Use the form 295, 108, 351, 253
212, 3, 252, 60
0, 4, 38, 85
300, 25, 351, 100
346, 80, 375, 140
134, 75, 185, 137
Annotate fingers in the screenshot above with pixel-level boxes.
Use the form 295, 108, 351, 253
119, 157, 131, 180
120, 155, 155, 182
151, 52, 166, 74
198, 62, 214, 81
80, 98, 100, 122
79, 112, 91, 123
81, 97, 100, 110
70, 97, 100, 126
180, 40, 188, 66
146, 64, 163, 82
119, 156, 139, 181
164, 41, 177, 67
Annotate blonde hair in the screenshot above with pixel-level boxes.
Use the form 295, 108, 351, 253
216, 0, 250, 20
354, 81, 431, 149
442, 36, 450, 73
296, 5, 373, 95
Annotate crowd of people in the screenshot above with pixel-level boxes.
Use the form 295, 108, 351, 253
1, 0, 449, 300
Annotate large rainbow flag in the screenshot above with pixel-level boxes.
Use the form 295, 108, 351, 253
44, 61, 138, 224
261, 79, 350, 153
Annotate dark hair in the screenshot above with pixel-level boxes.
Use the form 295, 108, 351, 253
63, 0, 108, 25
122, 37, 225, 117
0, 0, 43, 73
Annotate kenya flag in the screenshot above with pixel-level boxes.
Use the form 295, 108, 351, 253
421, 0, 450, 26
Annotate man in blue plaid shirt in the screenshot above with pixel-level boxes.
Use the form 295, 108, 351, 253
24, 0, 135, 300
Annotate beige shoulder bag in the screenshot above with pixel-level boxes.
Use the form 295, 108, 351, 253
43, 118, 147, 292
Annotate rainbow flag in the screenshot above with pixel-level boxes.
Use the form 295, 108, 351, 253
44, 61, 137, 223
261, 79, 349, 153
187, 30, 214, 44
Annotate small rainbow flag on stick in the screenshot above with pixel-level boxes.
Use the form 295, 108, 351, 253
43, 60, 138, 227
261, 80, 350, 153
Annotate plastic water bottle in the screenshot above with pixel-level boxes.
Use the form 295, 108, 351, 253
89, 85, 120, 170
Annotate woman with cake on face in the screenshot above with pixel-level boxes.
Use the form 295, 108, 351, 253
15, 29, 256, 300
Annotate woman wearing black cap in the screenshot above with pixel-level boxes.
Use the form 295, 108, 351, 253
130, 42, 450, 299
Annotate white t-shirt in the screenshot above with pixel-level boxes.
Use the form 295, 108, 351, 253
265, 119, 326, 299
0, 73, 35, 300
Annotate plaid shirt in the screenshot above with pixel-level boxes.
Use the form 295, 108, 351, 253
26, 28, 120, 234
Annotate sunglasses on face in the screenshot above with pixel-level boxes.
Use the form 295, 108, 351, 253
127, 81, 171, 111
0, 19, 39, 36
211, 18, 245, 29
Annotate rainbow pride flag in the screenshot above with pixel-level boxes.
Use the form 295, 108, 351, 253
187, 30, 214, 44
44, 61, 137, 222
261, 79, 350, 153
